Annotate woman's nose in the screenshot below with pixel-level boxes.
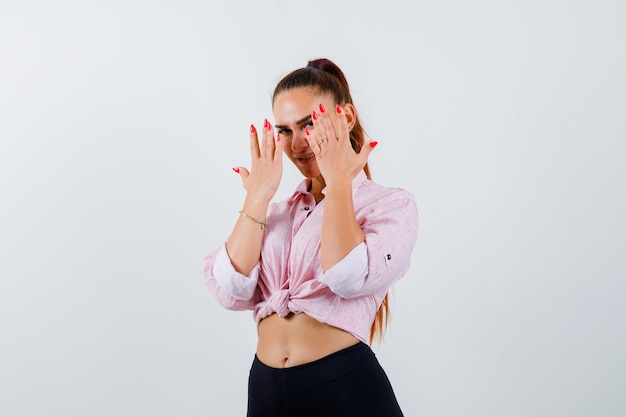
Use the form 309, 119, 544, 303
291, 128, 309, 151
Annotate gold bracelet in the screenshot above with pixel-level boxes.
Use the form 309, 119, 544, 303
238, 210, 267, 229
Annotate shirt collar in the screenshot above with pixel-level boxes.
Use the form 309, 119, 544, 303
291, 170, 368, 198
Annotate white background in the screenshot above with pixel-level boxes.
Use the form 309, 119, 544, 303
1, 1, 625, 416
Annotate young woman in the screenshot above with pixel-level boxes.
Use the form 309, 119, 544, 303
204, 58, 418, 417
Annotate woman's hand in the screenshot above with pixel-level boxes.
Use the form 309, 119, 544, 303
227, 120, 282, 275
234, 119, 283, 204
305, 103, 375, 187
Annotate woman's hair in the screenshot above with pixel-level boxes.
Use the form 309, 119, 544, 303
272, 58, 389, 344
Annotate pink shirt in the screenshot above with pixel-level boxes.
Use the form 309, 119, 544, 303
203, 171, 419, 343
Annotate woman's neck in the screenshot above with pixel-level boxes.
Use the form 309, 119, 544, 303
308, 176, 326, 203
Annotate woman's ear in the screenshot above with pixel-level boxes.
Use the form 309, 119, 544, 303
343, 103, 357, 131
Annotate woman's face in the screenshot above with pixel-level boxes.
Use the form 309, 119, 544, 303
273, 87, 335, 179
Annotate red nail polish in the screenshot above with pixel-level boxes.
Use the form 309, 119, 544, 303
319, 103, 326, 113
232, 167, 240, 173
336, 104, 342, 114
264, 119, 269, 129
312, 111, 317, 121
305, 127, 310, 135
250, 124, 256, 133
369, 141, 378, 148
276, 134, 281, 142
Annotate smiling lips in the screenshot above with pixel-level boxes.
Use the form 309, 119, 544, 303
296, 152, 316, 164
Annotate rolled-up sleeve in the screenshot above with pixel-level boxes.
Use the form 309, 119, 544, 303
203, 243, 260, 310
318, 243, 368, 298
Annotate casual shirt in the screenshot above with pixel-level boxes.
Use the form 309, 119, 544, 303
204, 170, 419, 343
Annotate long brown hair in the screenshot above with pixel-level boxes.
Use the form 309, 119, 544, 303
272, 58, 389, 344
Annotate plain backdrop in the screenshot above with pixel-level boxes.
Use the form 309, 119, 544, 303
1, 1, 625, 416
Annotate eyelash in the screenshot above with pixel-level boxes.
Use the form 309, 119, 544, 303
277, 122, 313, 135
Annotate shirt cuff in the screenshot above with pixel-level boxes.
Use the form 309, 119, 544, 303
213, 244, 260, 300
318, 242, 368, 298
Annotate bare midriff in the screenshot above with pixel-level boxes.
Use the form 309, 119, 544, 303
257, 312, 360, 368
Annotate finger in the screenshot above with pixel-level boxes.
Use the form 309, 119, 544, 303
249, 124, 261, 159
305, 127, 322, 156
313, 103, 335, 140
334, 104, 350, 146
311, 106, 330, 145
359, 140, 378, 161
263, 119, 276, 160
232, 166, 250, 188
316, 103, 337, 143
236, 166, 250, 178
259, 119, 270, 158
273, 134, 284, 164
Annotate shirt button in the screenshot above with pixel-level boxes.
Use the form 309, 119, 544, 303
304, 207, 310, 211
387, 254, 392, 260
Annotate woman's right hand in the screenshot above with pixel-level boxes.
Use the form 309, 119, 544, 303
227, 120, 282, 275
234, 119, 283, 204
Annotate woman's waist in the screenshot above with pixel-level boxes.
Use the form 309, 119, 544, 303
256, 312, 360, 368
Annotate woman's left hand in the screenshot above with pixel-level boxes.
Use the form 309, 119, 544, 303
305, 103, 376, 186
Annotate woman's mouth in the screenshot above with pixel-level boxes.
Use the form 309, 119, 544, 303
297, 153, 316, 164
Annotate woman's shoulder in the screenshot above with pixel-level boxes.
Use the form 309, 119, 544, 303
353, 179, 418, 222
358, 178, 417, 205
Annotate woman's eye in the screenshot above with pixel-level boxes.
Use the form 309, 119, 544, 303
305, 121, 314, 128
277, 129, 289, 135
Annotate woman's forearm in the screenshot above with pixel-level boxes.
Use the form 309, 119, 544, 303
320, 179, 364, 272
226, 195, 271, 275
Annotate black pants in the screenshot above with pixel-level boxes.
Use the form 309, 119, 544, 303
247, 342, 404, 417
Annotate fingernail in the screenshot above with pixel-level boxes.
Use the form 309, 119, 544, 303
305, 127, 310, 135
319, 103, 326, 113
312, 110, 317, 120
336, 104, 342, 114
276, 134, 281, 142
232, 167, 240, 173
250, 124, 256, 133
264, 119, 269, 129
369, 141, 378, 148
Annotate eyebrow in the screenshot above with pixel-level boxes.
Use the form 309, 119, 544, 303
274, 114, 312, 130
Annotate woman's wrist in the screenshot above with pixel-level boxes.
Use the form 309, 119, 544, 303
242, 194, 271, 216
322, 177, 352, 197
